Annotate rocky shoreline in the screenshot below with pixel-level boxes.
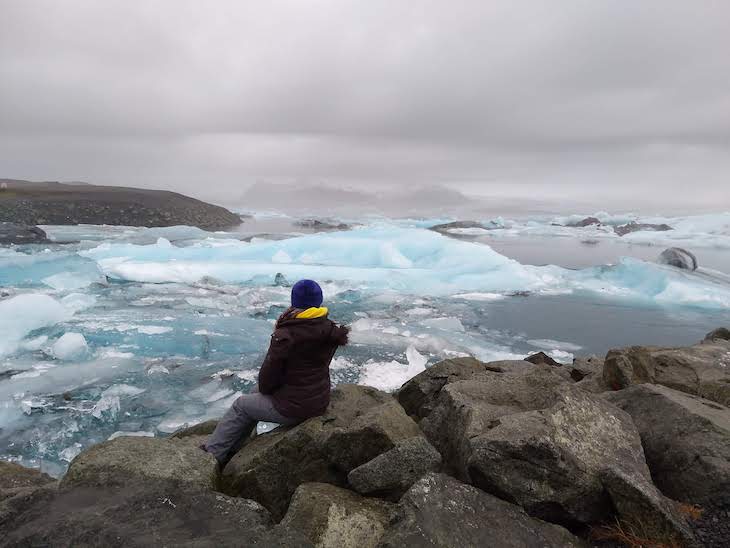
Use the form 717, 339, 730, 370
2, 329, 729, 547
0, 179, 241, 232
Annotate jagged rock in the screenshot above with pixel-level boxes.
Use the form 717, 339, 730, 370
525, 351, 561, 367
0, 223, 49, 245
567, 216, 601, 227
704, 327, 730, 341
396, 357, 533, 419
614, 221, 672, 236
221, 385, 421, 519
603, 337, 730, 406
419, 365, 570, 477
281, 483, 394, 548
170, 419, 219, 439
377, 473, 583, 548
464, 387, 689, 537
605, 384, 730, 509
1, 480, 312, 547
347, 437, 442, 500
658, 247, 698, 271
61, 436, 218, 490
294, 219, 351, 231
428, 221, 487, 234
0, 461, 55, 502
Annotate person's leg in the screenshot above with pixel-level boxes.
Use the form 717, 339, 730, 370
204, 392, 299, 466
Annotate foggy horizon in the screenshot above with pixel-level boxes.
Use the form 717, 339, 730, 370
1, 1, 729, 213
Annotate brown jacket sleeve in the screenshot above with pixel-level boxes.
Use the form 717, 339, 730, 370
258, 329, 293, 395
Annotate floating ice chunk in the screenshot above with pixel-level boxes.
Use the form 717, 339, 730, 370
421, 317, 465, 332
0, 294, 71, 357
146, 364, 170, 375
527, 339, 582, 352
42, 271, 97, 291
108, 431, 155, 440
136, 326, 173, 335
51, 333, 89, 361
59, 443, 83, 462
20, 335, 49, 352
211, 369, 235, 379
235, 370, 258, 382
447, 227, 491, 236
157, 417, 202, 434
102, 384, 146, 397
452, 292, 505, 301
60, 293, 97, 313
405, 307, 432, 316
359, 345, 428, 392
92, 394, 120, 420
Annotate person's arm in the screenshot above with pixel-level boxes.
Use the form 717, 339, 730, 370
258, 329, 292, 394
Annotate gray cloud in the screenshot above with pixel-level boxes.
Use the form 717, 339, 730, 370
0, 0, 728, 210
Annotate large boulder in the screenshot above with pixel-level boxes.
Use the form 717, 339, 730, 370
378, 473, 583, 548
419, 365, 570, 477
603, 337, 730, 406
0, 461, 55, 501
0, 223, 49, 245
658, 247, 698, 271
567, 216, 601, 227
463, 388, 692, 542
61, 436, 218, 490
396, 357, 533, 419
347, 436, 442, 500
1, 480, 311, 547
221, 385, 422, 519
281, 483, 394, 548
605, 384, 730, 509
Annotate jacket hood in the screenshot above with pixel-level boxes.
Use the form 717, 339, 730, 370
276, 307, 349, 346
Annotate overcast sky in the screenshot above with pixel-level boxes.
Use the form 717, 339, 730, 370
1, 1, 729, 211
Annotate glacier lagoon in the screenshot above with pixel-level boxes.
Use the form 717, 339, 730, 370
1, 212, 729, 476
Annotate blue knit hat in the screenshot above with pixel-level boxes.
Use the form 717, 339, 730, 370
291, 279, 323, 309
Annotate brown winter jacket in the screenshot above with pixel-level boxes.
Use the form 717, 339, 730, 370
258, 308, 349, 419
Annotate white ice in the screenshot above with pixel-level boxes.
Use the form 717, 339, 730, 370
51, 333, 89, 361
0, 294, 71, 357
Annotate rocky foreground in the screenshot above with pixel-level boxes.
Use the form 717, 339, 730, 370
2, 330, 730, 547
0, 179, 241, 232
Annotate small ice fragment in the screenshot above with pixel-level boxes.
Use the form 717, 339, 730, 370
51, 333, 89, 361
421, 317, 465, 332
92, 395, 120, 420
108, 431, 155, 441
59, 443, 83, 462
137, 326, 173, 335
146, 364, 170, 375
20, 335, 48, 352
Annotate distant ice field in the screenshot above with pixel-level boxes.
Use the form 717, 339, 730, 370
1, 212, 728, 474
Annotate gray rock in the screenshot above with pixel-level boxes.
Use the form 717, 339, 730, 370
170, 419, 219, 439
221, 384, 420, 519
377, 473, 583, 548
428, 221, 487, 235
605, 384, 730, 509
525, 351, 561, 367
348, 437, 441, 500
614, 222, 673, 236
464, 387, 690, 540
281, 482, 394, 548
567, 216, 601, 227
0, 223, 49, 245
60, 436, 218, 491
396, 357, 533, 419
0, 461, 56, 502
658, 247, 698, 270
419, 365, 570, 477
704, 327, 730, 342
603, 338, 730, 406
1, 480, 312, 547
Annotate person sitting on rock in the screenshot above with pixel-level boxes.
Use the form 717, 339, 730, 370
203, 279, 349, 467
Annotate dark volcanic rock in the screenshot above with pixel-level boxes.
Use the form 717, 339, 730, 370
614, 221, 673, 236
567, 216, 601, 227
605, 384, 730, 509
603, 337, 730, 406
220, 385, 421, 519
281, 482, 394, 548
0, 179, 240, 230
1, 481, 311, 547
428, 220, 487, 235
658, 247, 698, 270
0, 223, 49, 245
294, 219, 351, 231
525, 351, 561, 367
377, 473, 583, 548
704, 327, 730, 342
347, 436, 442, 500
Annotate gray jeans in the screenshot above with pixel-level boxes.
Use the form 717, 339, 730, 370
205, 390, 300, 465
